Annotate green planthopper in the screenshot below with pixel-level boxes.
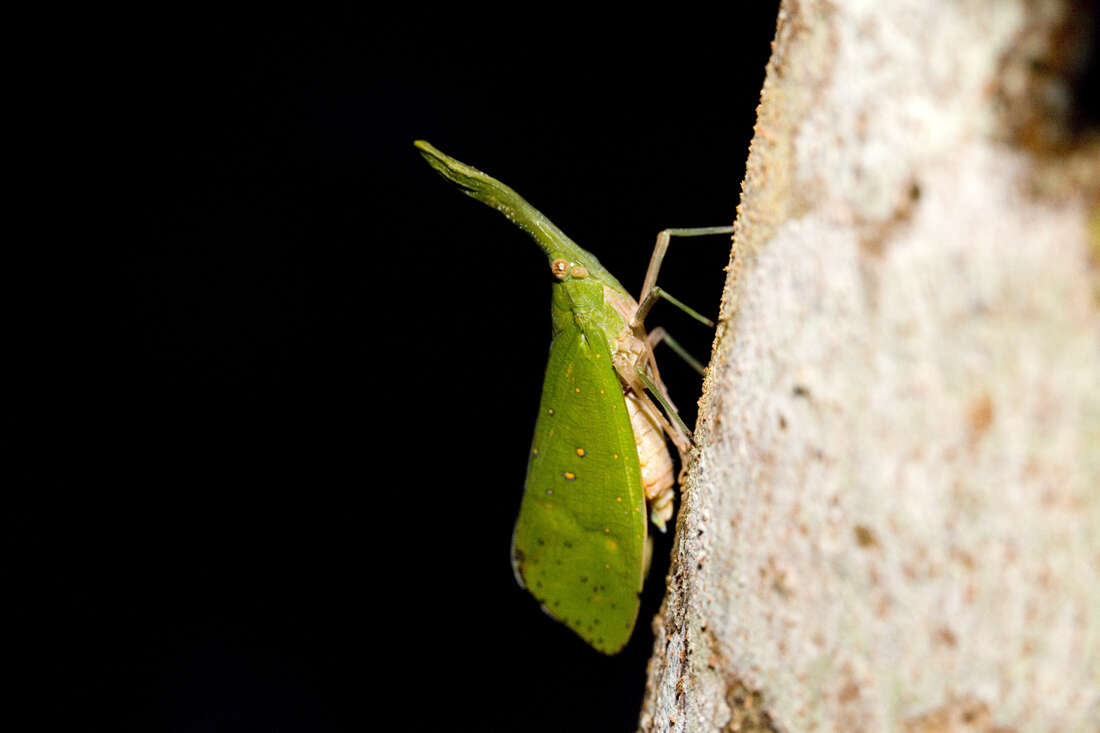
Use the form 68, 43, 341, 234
415, 141, 730, 653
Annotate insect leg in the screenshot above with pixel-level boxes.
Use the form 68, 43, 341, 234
633, 365, 695, 493
631, 226, 734, 329
634, 365, 693, 457
647, 326, 706, 376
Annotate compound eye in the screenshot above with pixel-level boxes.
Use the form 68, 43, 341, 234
550, 258, 570, 280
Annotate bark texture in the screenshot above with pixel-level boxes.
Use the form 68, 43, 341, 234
640, 2, 1100, 731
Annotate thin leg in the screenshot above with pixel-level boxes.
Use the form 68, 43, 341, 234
631, 226, 733, 329
648, 327, 706, 376
628, 225, 732, 464
635, 287, 715, 329
635, 365, 692, 456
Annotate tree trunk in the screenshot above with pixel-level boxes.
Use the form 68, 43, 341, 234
640, 2, 1100, 731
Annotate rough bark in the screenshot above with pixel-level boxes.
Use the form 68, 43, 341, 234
640, 2, 1100, 731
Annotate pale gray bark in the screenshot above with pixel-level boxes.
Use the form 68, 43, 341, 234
640, 2, 1100, 731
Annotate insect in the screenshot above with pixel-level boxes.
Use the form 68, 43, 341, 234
415, 141, 730, 653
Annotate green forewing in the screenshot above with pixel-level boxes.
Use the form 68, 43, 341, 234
511, 321, 647, 654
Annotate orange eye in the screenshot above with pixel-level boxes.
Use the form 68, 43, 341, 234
550, 258, 570, 280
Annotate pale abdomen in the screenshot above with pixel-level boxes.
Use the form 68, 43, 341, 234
625, 391, 675, 531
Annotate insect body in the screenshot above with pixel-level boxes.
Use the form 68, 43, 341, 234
415, 141, 724, 653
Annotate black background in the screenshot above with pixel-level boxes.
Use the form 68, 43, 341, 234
17, 7, 780, 731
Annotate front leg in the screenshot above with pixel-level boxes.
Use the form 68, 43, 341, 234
631, 226, 734, 329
